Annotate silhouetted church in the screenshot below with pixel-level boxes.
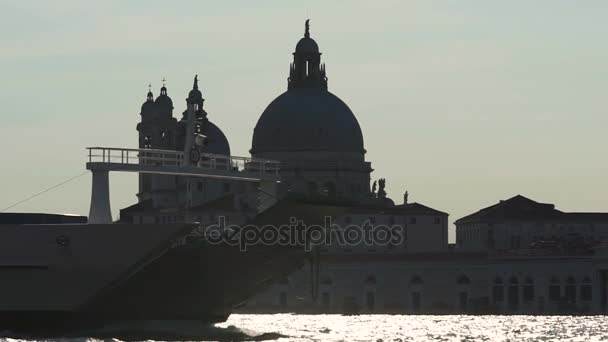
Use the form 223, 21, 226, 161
121, 20, 608, 314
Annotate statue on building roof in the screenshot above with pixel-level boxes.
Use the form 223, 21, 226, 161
378, 178, 387, 199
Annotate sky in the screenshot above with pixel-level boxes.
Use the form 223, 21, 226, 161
1, 0, 607, 241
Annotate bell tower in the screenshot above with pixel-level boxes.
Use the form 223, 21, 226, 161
135, 81, 178, 205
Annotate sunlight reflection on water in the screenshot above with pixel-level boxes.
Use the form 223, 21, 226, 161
218, 314, 608, 342
1, 315, 607, 342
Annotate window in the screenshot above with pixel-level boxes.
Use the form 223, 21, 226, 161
459, 292, 468, 311
493, 277, 504, 302
366, 292, 375, 311
197, 182, 203, 192
223, 182, 231, 193
411, 292, 421, 312
581, 277, 592, 301
410, 275, 423, 285
549, 277, 561, 301
321, 292, 330, 309
523, 277, 535, 301
510, 235, 521, 249
279, 292, 287, 308
565, 276, 576, 303
143, 136, 152, 149
410, 217, 417, 225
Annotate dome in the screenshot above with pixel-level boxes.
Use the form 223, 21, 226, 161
188, 75, 203, 102
155, 86, 173, 109
179, 118, 230, 156
295, 37, 319, 54
189, 88, 202, 100
201, 120, 230, 155
140, 100, 155, 114
251, 88, 364, 154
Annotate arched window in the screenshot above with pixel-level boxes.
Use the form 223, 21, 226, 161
565, 276, 576, 303
581, 276, 592, 301
457, 275, 470, 285
366, 291, 375, 311
410, 275, 423, 285
509, 276, 519, 284
523, 277, 535, 301
549, 276, 561, 301
492, 277, 504, 302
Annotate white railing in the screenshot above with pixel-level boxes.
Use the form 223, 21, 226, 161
86, 147, 280, 176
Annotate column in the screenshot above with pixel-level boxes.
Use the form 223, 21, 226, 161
88, 170, 112, 224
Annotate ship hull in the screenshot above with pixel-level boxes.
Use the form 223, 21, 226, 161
0, 223, 307, 336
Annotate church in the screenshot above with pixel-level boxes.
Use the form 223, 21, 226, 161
119, 21, 608, 314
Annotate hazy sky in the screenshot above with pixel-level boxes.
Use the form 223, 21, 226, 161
1, 1, 607, 240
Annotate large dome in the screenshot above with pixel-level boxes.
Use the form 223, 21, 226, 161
251, 88, 364, 154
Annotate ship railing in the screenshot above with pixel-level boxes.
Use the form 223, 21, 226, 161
86, 147, 280, 176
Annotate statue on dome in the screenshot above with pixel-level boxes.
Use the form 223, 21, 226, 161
305, 19, 310, 38
371, 180, 377, 197
404, 191, 409, 204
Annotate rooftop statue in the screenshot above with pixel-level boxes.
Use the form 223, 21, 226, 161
378, 178, 387, 199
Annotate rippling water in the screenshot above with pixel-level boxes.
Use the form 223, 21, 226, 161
218, 314, 608, 341
2, 315, 608, 341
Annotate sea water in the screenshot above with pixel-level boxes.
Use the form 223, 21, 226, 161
2, 314, 608, 341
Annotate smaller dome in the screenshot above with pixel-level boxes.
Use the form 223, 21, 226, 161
201, 120, 230, 155
155, 86, 173, 109
189, 88, 202, 100
140, 100, 155, 114
177, 119, 230, 155
296, 37, 319, 54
